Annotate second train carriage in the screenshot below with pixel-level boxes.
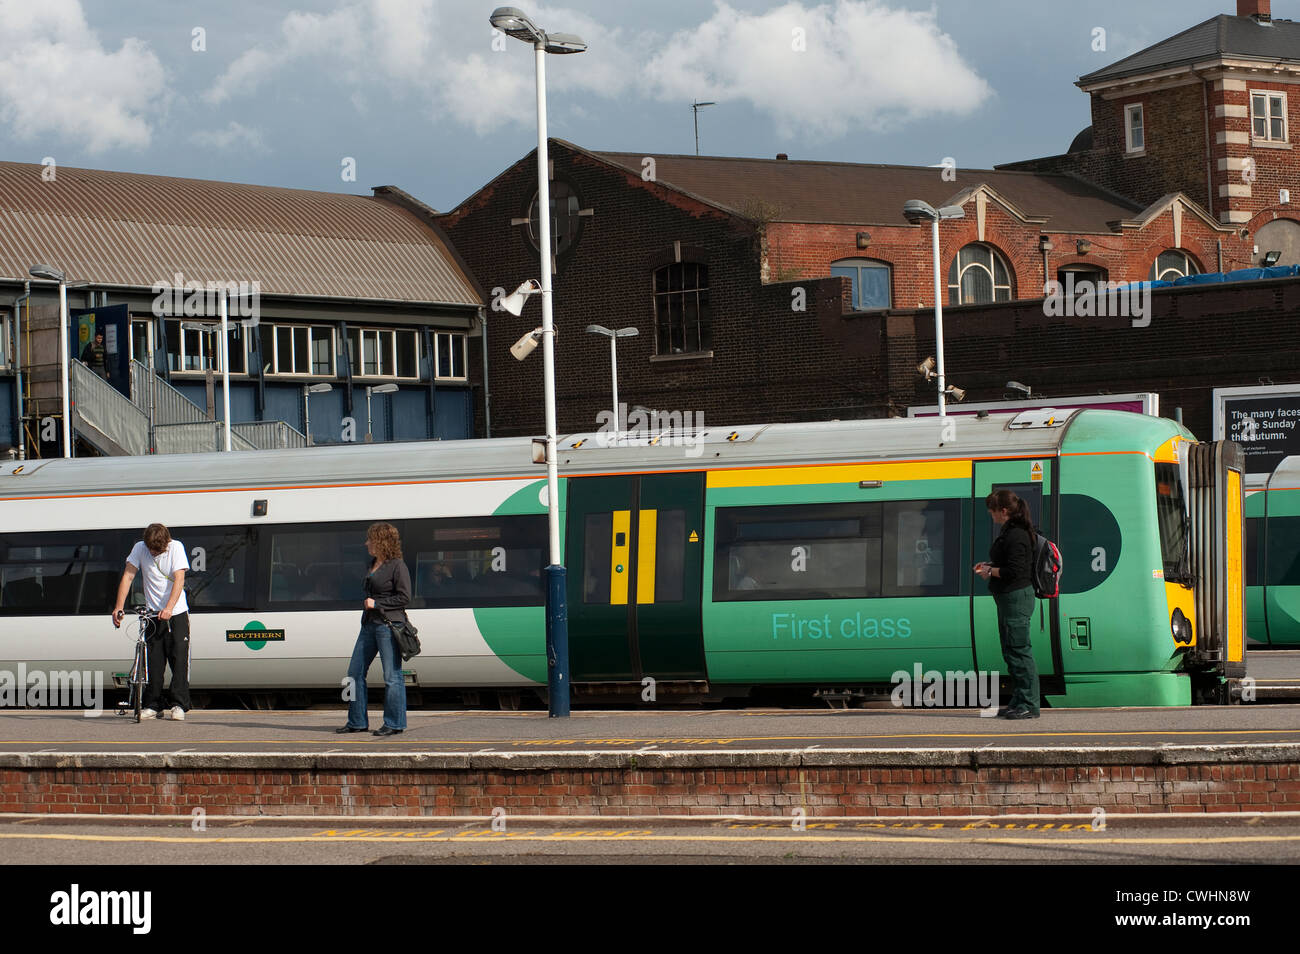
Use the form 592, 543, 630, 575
0, 409, 1247, 707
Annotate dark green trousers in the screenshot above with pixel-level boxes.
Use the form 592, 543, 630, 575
994, 585, 1039, 714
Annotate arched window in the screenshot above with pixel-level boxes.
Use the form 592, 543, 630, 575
524, 180, 584, 256
831, 259, 892, 310
653, 263, 711, 354
947, 244, 1012, 305
1149, 250, 1201, 282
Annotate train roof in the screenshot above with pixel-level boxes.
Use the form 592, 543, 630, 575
0, 408, 1182, 498
1268, 456, 1300, 490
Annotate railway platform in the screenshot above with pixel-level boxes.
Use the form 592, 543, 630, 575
1, 705, 1297, 820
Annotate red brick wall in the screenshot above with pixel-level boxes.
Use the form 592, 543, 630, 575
3, 761, 1296, 816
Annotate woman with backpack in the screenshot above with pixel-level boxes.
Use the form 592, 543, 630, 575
974, 490, 1041, 719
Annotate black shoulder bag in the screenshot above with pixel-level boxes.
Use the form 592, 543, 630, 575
387, 616, 421, 661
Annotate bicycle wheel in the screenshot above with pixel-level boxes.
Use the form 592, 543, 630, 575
131, 641, 145, 723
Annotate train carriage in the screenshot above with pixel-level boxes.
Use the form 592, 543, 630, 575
0, 408, 1246, 707
1246, 455, 1300, 646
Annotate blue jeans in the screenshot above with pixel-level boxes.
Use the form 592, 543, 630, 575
346, 621, 407, 730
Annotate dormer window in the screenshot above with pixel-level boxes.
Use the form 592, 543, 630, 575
1251, 91, 1287, 143
1125, 104, 1145, 153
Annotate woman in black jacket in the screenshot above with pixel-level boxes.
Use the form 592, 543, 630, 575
338, 522, 411, 736
974, 490, 1040, 719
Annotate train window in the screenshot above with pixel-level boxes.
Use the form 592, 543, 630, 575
268, 525, 370, 604
405, 516, 545, 608
713, 504, 882, 601
172, 527, 255, 610
583, 513, 613, 604
1266, 516, 1300, 587
1155, 464, 1191, 582
653, 510, 686, 603
0, 530, 132, 615
883, 500, 962, 597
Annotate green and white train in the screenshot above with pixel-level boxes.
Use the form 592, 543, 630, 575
0, 408, 1247, 707
1246, 455, 1300, 646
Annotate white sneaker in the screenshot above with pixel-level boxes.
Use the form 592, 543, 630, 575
140, 708, 157, 720
169, 706, 185, 721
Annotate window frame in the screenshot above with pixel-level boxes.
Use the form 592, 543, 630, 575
261, 323, 336, 378
164, 318, 249, 375
1124, 103, 1145, 154
947, 243, 1013, 306
830, 258, 893, 311
434, 331, 467, 381
347, 326, 421, 381
1251, 90, 1288, 144
1149, 249, 1201, 283
652, 262, 712, 357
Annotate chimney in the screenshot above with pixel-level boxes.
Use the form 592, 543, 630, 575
1238, 0, 1271, 21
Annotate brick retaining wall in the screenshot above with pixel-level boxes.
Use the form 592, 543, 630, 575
2, 747, 1297, 817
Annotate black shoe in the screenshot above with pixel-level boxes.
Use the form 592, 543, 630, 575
1003, 709, 1040, 720
336, 725, 367, 733
996, 706, 1014, 717
373, 726, 403, 737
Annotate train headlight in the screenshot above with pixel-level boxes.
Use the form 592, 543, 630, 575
1171, 608, 1193, 645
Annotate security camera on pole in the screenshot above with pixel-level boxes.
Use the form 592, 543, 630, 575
490, 6, 587, 718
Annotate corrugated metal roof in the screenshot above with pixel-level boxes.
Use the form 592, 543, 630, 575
1080, 14, 1300, 85
592, 150, 1142, 232
0, 161, 481, 306
0, 410, 1132, 501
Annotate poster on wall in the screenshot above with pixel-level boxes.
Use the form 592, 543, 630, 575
1213, 384, 1300, 485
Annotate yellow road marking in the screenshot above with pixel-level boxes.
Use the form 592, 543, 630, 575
2, 830, 1300, 846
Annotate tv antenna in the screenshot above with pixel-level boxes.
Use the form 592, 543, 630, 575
692, 100, 716, 155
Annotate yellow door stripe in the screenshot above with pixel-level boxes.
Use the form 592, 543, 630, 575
1226, 468, 1245, 663
610, 510, 631, 606
707, 459, 971, 489
637, 510, 658, 605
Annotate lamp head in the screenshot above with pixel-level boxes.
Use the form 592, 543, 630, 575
1005, 380, 1032, 398
28, 264, 65, 282
543, 32, 587, 54
489, 7, 542, 41
308, 383, 333, 394
902, 200, 936, 224
586, 324, 613, 337
370, 383, 399, 395
937, 204, 965, 220
1263, 250, 1282, 267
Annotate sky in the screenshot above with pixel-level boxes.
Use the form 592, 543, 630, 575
0, 0, 1262, 212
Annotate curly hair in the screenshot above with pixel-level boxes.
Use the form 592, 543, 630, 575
143, 523, 171, 554
366, 521, 403, 561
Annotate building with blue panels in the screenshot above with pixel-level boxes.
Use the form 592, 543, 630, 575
0, 164, 484, 458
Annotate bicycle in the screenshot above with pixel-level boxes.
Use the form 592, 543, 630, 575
115, 606, 158, 722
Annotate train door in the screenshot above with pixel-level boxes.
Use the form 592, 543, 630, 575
972, 460, 1063, 694
565, 473, 707, 682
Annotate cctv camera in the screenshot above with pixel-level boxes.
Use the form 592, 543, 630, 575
511, 328, 543, 361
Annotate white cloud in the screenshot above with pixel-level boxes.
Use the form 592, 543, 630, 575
644, 0, 993, 139
188, 121, 268, 154
204, 0, 641, 135
0, 0, 167, 152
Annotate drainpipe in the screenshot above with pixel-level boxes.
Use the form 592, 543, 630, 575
12, 281, 30, 459
478, 306, 491, 438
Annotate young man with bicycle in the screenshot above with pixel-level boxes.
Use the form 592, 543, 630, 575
111, 523, 192, 721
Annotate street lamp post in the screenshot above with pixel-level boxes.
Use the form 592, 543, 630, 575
29, 265, 71, 458
366, 383, 398, 442
303, 382, 332, 445
490, 6, 586, 718
586, 325, 638, 435
902, 200, 965, 417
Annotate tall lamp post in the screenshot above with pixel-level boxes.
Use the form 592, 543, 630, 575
28, 265, 72, 458
490, 6, 586, 718
586, 325, 638, 435
303, 382, 332, 445
901, 200, 965, 417
366, 383, 398, 442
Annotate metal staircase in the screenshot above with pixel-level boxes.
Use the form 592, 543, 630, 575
67, 360, 306, 456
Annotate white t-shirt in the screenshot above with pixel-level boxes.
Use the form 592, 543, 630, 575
127, 540, 190, 614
